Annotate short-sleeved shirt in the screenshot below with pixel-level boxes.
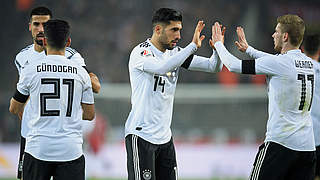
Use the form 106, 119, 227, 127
15, 44, 86, 138
17, 55, 94, 161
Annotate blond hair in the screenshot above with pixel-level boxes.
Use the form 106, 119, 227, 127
277, 14, 305, 47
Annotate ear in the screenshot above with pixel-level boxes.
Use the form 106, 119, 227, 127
66, 37, 71, 47
29, 23, 31, 32
154, 24, 162, 35
283, 32, 289, 42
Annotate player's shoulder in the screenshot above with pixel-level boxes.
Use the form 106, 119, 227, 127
65, 47, 81, 59
131, 40, 154, 58
16, 44, 34, 58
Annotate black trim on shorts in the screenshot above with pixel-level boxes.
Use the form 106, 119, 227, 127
125, 134, 177, 180
249, 142, 316, 180
242, 60, 256, 74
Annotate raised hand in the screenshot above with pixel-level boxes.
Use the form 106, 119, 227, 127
210, 24, 226, 50
210, 22, 224, 47
192, 20, 206, 48
235, 26, 249, 52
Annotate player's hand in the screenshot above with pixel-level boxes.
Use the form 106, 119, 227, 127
210, 25, 226, 50
211, 22, 224, 48
89, 72, 101, 94
192, 20, 206, 48
235, 26, 249, 52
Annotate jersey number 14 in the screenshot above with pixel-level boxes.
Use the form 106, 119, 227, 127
40, 78, 74, 117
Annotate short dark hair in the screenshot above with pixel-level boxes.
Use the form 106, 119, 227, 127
30, 6, 52, 20
43, 19, 70, 50
304, 34, 320, 56
152, 8, 182, 28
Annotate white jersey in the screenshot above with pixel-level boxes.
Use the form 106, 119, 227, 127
311, 60, 320, 146
215, 42, 315, 151
16, 55, 94, 161
15, 44, 86, 138
125, 39, 222, 144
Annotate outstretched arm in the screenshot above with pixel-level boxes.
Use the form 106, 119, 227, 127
133, 21, 206, 75
235, 27, 272, 59
183, 26, 225, 73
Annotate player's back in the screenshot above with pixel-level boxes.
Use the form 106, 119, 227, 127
18, 54, 92, 161
264, 50, 315, 151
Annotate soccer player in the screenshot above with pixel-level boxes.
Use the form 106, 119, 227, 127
211, 15, 316, 180
14, 6, 100, 179
125, 8, 223, 180
9, 19, 95, 180
303, 34, 320, 180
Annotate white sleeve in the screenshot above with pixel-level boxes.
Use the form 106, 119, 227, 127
14, 58, 22, 75
187, 50, 223, 73
66, 47, 86, 66
246, 46, 273, 59
16, 68, 32, 95
215, 41, 281, 76
214, 41, 242, 73
130, 43, 197, 75
81, 69, 94, 104
70, 53, 86, 67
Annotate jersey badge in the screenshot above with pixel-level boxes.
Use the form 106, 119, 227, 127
140, 50, 153, 57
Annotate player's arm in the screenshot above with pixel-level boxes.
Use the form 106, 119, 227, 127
132, 21, 205, 75
212, 22, 279, 75
68, 49, 101, 94
181, 51, 223, 73
181, 26, 225, 73
88, 72, 101, 94
81, 68, 95, 121
82, 66, 101, 94
9, 90, 28, 115
81, 103, 95, 121
235, 26, 272, 58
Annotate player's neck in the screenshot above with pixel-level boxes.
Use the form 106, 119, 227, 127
281, 43, 299, 54
46, 48, 66, 56
150, 36, 165, 52
34, 43, 44, 53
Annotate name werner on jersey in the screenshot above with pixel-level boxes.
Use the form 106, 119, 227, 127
295, 60, 313, 69
36, 63, 78, 74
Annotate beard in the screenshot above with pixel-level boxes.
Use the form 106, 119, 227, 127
34, 32, 44, 46
274, 40, 282, 53
35, 39, 43, 46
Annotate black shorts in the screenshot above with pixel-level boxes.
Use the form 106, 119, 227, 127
17, 136, 26, 179
315, 145, 320, 177
125, 134, 177, 180
249, 141, 316, 180
23, 153, 85, 180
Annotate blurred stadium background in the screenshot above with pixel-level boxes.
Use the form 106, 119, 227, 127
0, 0, 319, 179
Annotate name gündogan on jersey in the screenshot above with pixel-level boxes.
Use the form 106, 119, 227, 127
16, 54, 94, 161
15, 44, 86, 139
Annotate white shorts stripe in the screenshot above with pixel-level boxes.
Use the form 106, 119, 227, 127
249, 142, 270, 180
132, 135, 141, 180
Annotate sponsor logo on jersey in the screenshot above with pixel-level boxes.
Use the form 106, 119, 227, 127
140, 50, 153, 57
